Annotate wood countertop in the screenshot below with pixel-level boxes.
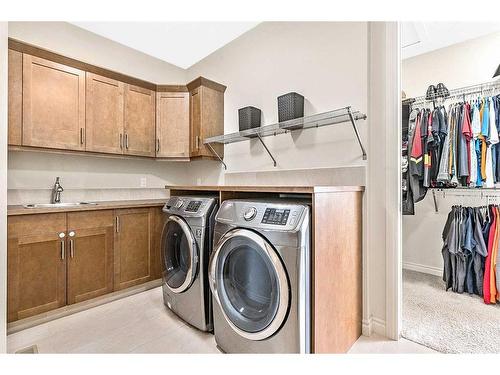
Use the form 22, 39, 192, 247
8, 199, 167, 216
166, 185, 365, 193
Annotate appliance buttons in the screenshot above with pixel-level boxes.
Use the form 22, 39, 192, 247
175, 200, 184, 209
243, 207, 257, 221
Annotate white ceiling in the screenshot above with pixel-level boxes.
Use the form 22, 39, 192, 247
402, 22, 500, 60
71, 22, 260, 69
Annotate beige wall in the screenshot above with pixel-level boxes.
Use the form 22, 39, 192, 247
187, 22, 368, 175
0, 21, 7, 353
402, 31, 500, 98
402, 32, 500, 275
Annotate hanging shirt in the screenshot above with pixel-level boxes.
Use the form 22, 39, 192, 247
480, 100, 489, 181
484, 206, 495, 304
489, 97, 498, 183
486, 98, 499, 188
461, 103, 473, 185
470, 104, 481, 187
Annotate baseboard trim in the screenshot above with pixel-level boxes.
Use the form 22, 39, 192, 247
403, 261, 442, 277
7, 279, 163, 334
362, 316, 386, 337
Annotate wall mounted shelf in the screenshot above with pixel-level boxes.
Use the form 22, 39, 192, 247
204, 106, 367, 169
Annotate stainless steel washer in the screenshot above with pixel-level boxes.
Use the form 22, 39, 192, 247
161, 196, 218, 331
209, 199, 311, 353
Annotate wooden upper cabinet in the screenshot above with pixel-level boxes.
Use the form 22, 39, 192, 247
187, 77, 226, 159
8, 49, 23, 146
156, 91, 190, 158
22, 54, 85, 151
66, 211, 114, 305
114, 208, 155, 290
7, 213, 67, 322
124, 85, 156, 157
85, 73, 124, 154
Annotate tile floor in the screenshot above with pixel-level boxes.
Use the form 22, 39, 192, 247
7, 287, 435, 354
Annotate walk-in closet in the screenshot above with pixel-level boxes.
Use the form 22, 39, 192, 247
402, 22, 500, 353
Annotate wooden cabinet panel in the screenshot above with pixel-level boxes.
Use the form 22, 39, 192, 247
152, 207, 166, 279
156, 92, 189, 158
312, 191, 362, 353
8, 49, 22, 146
22, 54, 85, 151
124, 85, 155, 157
66, 211, 114, 304
199, 86, 224, 158
7, 214, 67, 322
189, 87, 202, 156
85, 73, 124, 154
188, 81, 225, 158
114, 208, 155, 290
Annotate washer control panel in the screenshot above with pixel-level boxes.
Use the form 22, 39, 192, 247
261, 208, 290, 225
163, 196, 217, 217
185, 200, 202, 212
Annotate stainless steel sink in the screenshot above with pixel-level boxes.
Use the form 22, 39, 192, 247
23, 202, 98, 209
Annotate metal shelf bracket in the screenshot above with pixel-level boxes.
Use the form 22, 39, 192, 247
206, 142, 227, 170
256, 133, 277, 167
347, 106, 367, 160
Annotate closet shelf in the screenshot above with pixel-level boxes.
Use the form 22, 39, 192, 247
204, 106, 367, 169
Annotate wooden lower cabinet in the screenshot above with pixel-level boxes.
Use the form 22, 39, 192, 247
66, 211, 114, 304
114, 207, 156, 290
7, 205, 164, 323
7, 213, 67, 323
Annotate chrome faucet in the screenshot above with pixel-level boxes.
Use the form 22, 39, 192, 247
51, 177, 64, 204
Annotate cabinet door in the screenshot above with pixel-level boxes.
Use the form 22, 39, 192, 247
114, 208, 155, 290
8, 49, 22, 146
199, 86, 224, 158
66, 211, 114, 304
85, 73, 125, 154
124, 85, 155, 157
22, 54, 85, 151
189, 87, 202, 157
156, 92, 190, 158
7, 213, 67, 322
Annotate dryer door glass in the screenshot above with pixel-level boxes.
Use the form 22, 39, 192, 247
162, 216, 197, 293
214, 230, 289, 337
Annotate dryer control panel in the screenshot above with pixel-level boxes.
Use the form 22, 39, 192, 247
216, 200, 308, 231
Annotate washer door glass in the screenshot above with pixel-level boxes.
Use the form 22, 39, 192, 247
162, 216, 197, 292
215, 231, 288, 334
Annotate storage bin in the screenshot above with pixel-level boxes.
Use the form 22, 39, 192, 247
277, 92, 304, 122
238, 106, 261, 131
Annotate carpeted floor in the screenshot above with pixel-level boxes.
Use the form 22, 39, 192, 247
402, 269, 500, 353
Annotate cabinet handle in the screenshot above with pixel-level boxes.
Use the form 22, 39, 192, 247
125, 134, 129, 150
59, 232, 66, 260
120, 133, 123, 150
196, 136, 200, 150
69, 231, 75, 258
115, 216, 120, 233
80, 128, 85, 145
156, 138, 160, 153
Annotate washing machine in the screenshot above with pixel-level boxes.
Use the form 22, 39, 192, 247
161, 195, 218, 332
209, 199, 311, 353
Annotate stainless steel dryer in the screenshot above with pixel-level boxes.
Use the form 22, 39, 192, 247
209, 199, 311, 353
161, 196, 218, 332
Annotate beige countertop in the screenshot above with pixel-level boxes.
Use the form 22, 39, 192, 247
8, 199, 167, 216
166, 185, 365, 193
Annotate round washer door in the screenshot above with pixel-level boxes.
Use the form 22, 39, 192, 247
162, 215, 198, 293
209, 228, 290, 341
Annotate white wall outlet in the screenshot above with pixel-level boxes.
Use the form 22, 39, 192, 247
140, 177, 147, 188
